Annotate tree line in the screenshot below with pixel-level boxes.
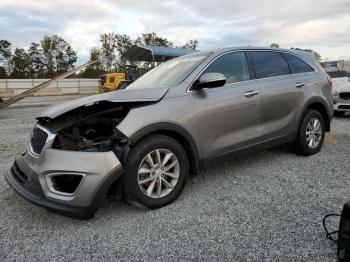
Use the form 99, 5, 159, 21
0, 32, 199, 79
0, 36, 77, 79
270, 43, 321, 61
0, 34, 322, 79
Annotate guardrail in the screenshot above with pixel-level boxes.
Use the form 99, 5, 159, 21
0, 78, 99, 97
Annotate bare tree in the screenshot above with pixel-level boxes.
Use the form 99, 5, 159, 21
270, 43, 280, 48
181, 40, 199, 50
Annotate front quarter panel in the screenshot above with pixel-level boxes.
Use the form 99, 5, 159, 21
117, 94, 201, 155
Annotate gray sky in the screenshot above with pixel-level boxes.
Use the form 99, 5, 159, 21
1, 0, 350, 62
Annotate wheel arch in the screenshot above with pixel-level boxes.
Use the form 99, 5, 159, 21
129, 123, 201, 175
301, 98, 332, 132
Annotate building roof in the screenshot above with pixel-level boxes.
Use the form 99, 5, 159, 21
123, 45, 197, 62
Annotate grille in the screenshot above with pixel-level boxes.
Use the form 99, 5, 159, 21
339, 105, 350, 109
31, 127, 48, 154
340, 92, 350, 100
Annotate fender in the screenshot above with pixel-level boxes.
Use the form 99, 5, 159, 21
129, 122, 202, 172
299, 96, 332, 132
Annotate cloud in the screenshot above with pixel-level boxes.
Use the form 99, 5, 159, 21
0, 0, 349, 61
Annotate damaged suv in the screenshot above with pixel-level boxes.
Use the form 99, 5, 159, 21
5, 47, 333, 219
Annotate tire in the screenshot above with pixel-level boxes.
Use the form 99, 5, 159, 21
294, 109, 325, 156
334, 111, 345, 117
124, 135, 189, 209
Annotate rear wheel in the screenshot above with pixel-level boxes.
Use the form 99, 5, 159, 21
334, 111, 345, 117
294, 110, 325, 156
124, 135, 189, 209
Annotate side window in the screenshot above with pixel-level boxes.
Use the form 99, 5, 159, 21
250, 51, 290, 79
203, 52, 250, 84
283, 53, 314, 74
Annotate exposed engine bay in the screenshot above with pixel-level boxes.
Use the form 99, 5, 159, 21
36, 100, 146, 161
52, 113, 127, 152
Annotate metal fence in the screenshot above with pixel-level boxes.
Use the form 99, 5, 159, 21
0, 78, 99, 97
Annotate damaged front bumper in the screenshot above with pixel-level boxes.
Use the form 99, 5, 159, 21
5, 148, 124, 219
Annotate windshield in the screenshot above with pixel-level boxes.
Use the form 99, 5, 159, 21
127, 53, 209, 89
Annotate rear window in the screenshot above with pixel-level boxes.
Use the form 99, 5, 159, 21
250, 51, 290, 79
282, 53, 314, 74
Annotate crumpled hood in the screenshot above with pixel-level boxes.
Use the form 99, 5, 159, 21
37, 87, 169, 119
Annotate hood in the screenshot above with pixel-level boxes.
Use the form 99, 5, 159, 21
333, 83, 350, 93
37, 87, 169, 119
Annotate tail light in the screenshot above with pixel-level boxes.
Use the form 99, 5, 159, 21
327, 75, 333, 88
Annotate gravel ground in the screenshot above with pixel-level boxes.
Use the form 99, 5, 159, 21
0, 97, 350, 261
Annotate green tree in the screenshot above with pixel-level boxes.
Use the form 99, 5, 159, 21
28, 42, 45, 78
0, 40, 12, 77
114, 34, 134, 66
181, 39, 199, 50
135, 32, 173, 47
0, 67, 5, 78
100, 33, 117, 72
41, 35, 77, 77
10, 48, 31, 78
270, 43, 280, 48
291, 47, 321, 61
82, 47, 105, 78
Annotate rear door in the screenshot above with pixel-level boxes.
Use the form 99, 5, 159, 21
249, 50, 313, 139
193, 51, 262, 161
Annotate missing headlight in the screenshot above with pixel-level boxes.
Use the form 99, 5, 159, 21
52, 108, 129, 152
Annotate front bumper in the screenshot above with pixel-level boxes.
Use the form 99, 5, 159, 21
5, 149, 124, 219
334, 102, 350, 112
333, 95, 350, 112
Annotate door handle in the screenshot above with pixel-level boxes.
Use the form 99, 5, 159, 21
244, 90, 260, 97
294, 82, 305, 88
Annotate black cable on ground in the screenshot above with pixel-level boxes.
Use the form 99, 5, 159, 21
323, 213, 341, 243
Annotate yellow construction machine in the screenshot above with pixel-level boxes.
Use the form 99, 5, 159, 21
98, 73, 130, 93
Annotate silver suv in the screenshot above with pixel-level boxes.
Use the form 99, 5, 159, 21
5, 47, 333, 219
329, 70, 350, 116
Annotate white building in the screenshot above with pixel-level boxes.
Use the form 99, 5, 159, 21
322, 60, 350, 72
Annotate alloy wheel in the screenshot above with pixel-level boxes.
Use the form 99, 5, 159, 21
137, 149, 180, 199
305, 117, 323, 149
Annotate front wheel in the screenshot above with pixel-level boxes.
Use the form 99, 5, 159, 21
294, 110, 325, 156
124, 135, 189, 209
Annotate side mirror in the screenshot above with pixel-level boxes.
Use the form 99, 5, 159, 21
194, 73, 226, 90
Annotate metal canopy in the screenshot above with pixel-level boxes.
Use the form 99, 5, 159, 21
123, 45, 196, 63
